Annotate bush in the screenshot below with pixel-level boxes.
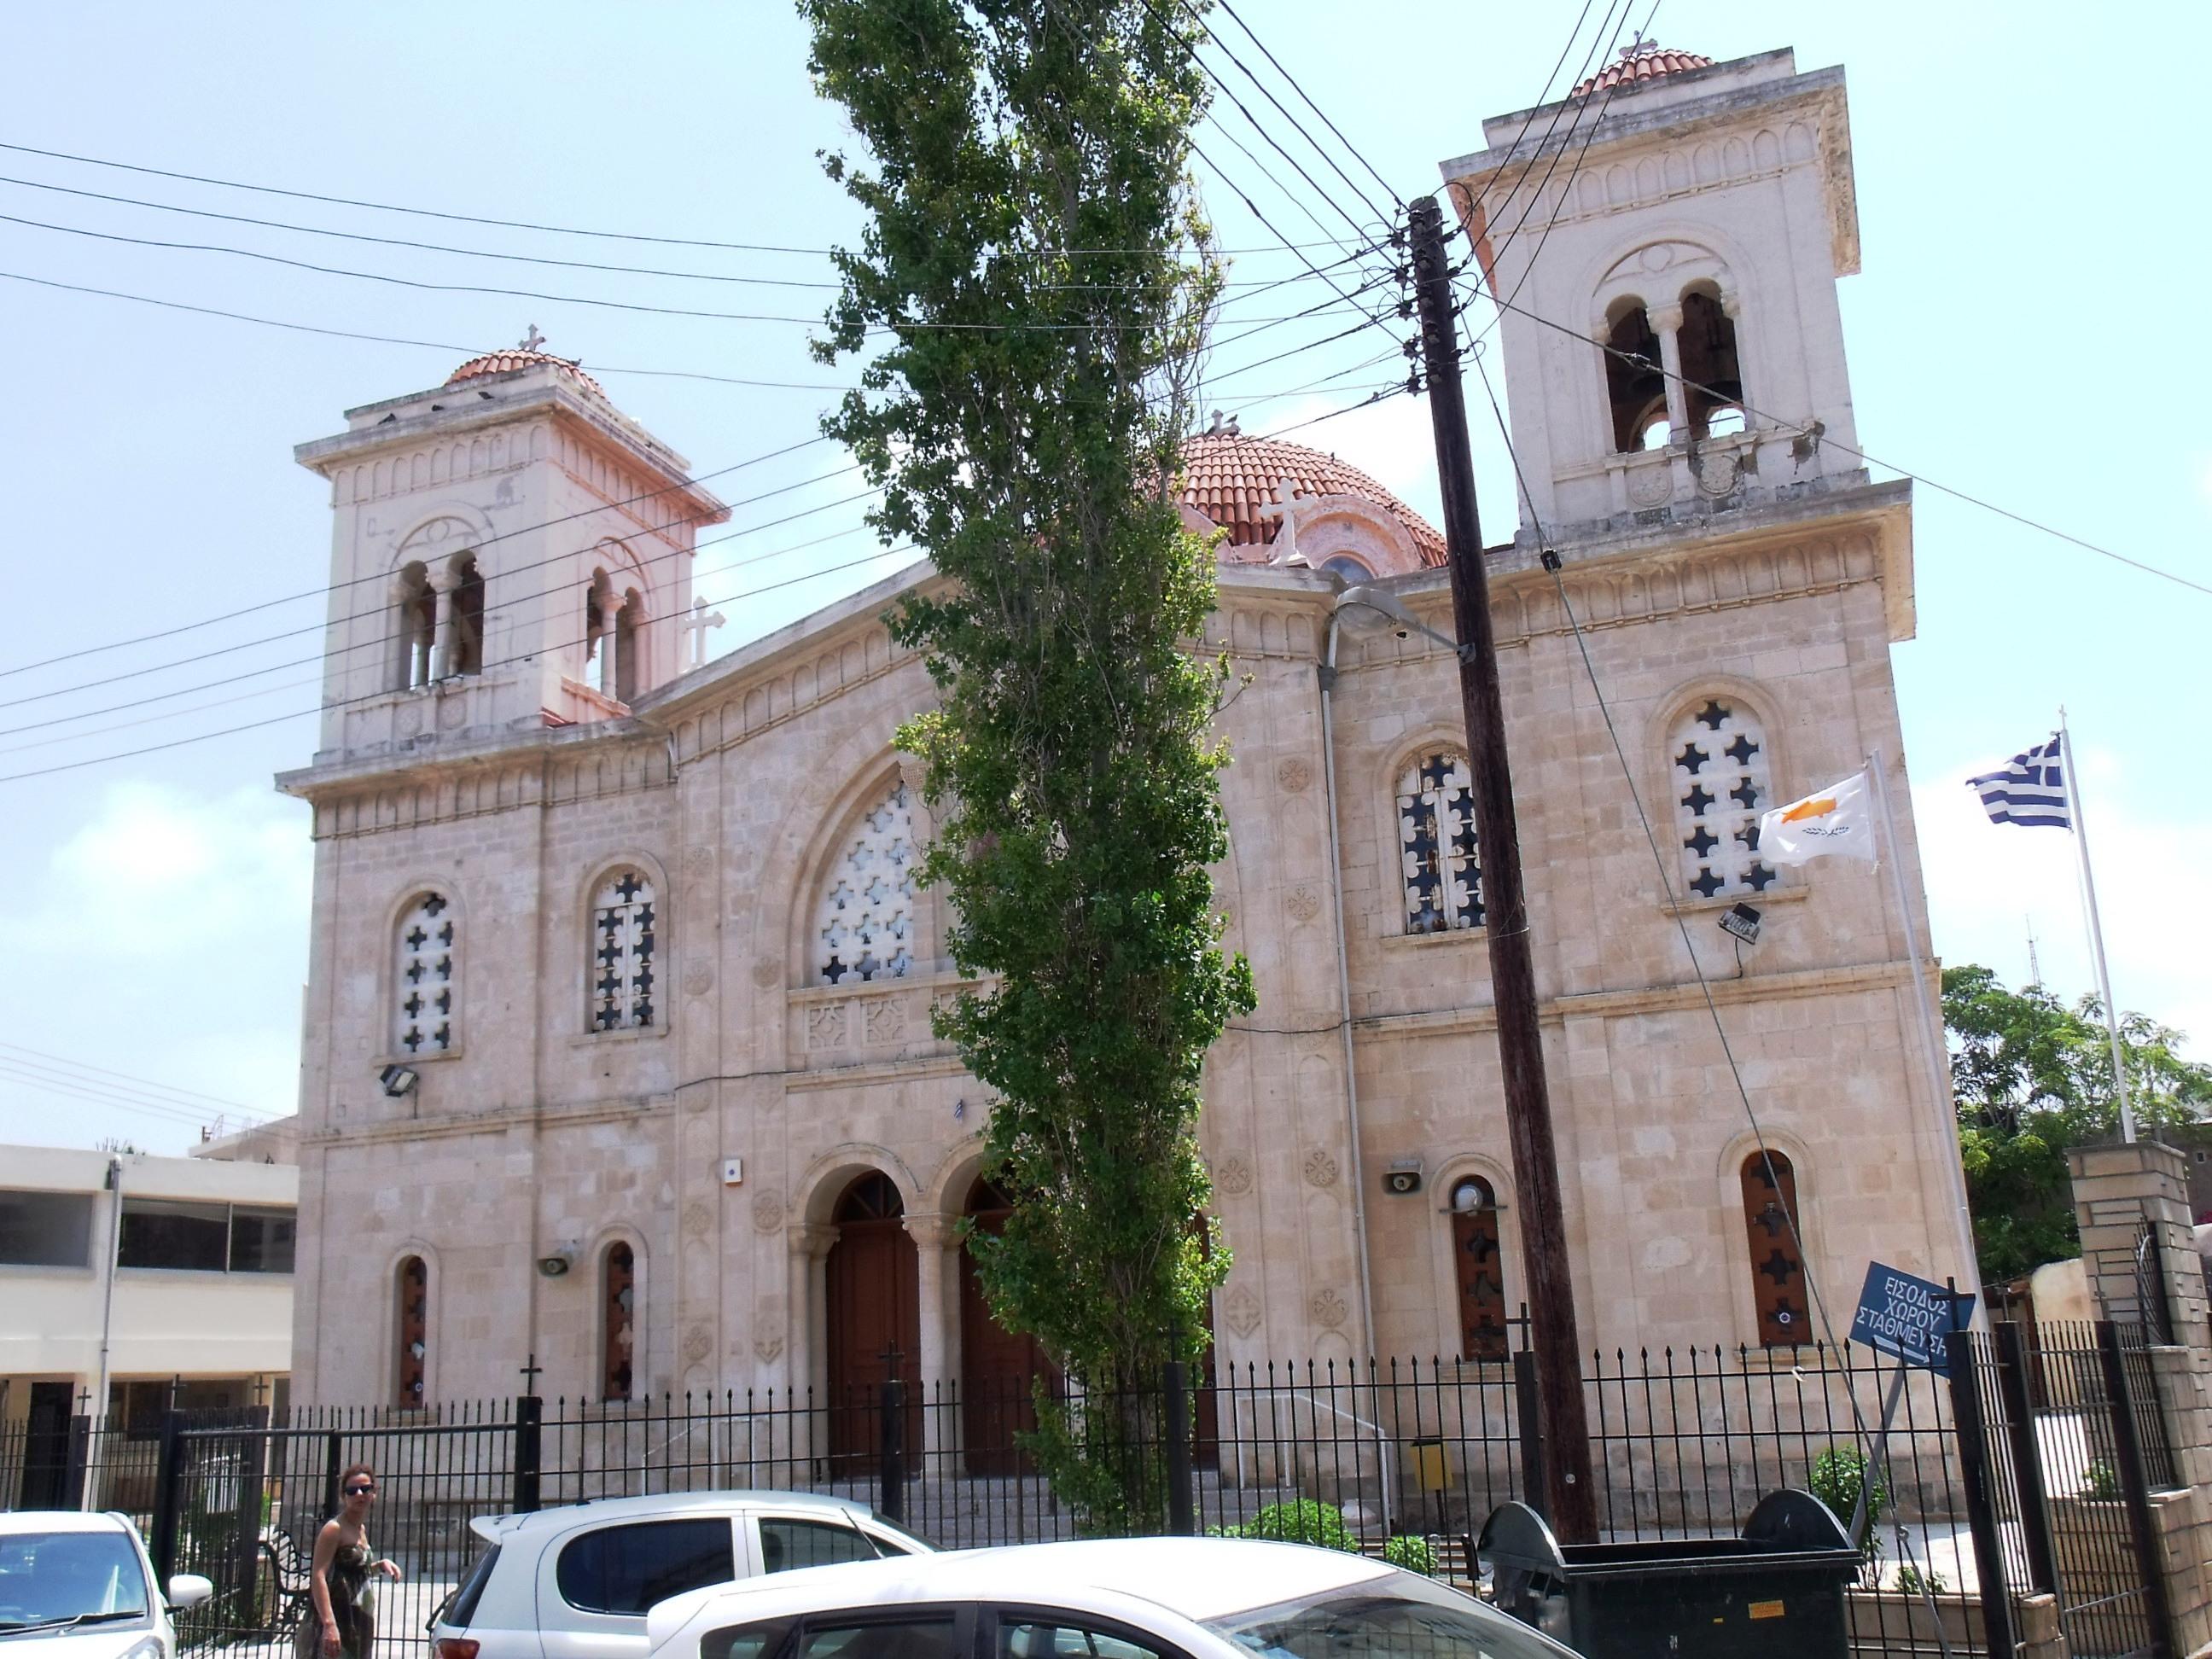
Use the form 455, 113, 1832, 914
1895, 1563, 1947, 1597
1382, 1535, 1437, 1577
2082, 1458, 2119, 1500
1238, 1499, 1358, 1553
1807, 1446, 1886, 1586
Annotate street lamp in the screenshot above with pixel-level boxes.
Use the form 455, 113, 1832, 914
1332, 583, 1476, 662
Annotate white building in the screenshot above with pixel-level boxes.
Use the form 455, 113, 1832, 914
1, 1145, 296, 1506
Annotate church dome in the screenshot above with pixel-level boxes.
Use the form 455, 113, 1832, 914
1571, 42, 1714, 98
1181, 427, 1447, 567
445, 348, 606, 399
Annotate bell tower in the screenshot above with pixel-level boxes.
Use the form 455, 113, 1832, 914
1442, 44, 1865, 539
293, 338, 729, 763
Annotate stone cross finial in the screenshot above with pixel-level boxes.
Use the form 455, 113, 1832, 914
682, 595, 726, 668
519, 324, 546, 352
1261, 477, 1309, 566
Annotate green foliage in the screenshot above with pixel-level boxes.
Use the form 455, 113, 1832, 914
1894, 1563, 1947, 1597
2081, 1458, 2120, 1501
1237, 1499, 1359, 1553
1382, 1534, 1438, 1577
799, 0, 1249, 1534
1808, 1444, 1886, 1575
1945, 964, 2212, 1283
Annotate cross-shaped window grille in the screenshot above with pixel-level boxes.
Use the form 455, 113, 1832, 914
393, 892, 455, 1054
1670, 699, 1778, 899
591, 869, 657, 1031
815, 782, 917, 986
1397, 753, 1482, 935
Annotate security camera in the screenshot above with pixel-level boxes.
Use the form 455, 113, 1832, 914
1382, 1163, 1423, 1196
537, 1244, 579, 1278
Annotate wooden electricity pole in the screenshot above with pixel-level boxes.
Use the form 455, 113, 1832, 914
1406, 194, 1597, 1542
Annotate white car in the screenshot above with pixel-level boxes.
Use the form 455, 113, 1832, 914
0, 1511, 212, 1659
433, 1492, 930, 1659
643, 1537, 1575, 1659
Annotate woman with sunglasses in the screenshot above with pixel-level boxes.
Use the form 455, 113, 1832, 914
297, 1464, 404, 1659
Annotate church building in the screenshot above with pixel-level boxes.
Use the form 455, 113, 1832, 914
280, 43, 1976, 1412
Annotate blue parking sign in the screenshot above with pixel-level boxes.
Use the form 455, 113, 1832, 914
1848, 1262, 1973, 1377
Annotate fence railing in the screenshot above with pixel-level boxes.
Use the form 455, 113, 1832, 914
4, 1318, 2185, 1659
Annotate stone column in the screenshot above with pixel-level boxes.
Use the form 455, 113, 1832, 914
2067, 1139, 2203, 1341
787, 1223, 837, 1467
428, 567, 462, 680
905, 1212, 958, 1457
596, 593, 626, 700
1650, 301, 1691, 438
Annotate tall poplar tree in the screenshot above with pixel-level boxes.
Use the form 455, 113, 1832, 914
800, 0, 1254, 1529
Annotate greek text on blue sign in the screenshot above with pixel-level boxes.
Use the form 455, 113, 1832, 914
1848, 1261, 1972, 1377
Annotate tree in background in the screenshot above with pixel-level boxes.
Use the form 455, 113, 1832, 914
1944, 963, 2210, 1283
800, 0, 1251, 1531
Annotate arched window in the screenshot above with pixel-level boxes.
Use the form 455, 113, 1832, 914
393, 892, 457, 1054
395, 563, 435, 690
395, 1255, 428, 1406
1669, 699, 1777, 899
1448, 1176, 1508, 1362
590, 869, 657, 1032
1678, 289, 1744, 440
1739, 1151, 1807, 1348
602, 1242, 636, 1402
1396, 752, 1481, 935
1604, 303, 1668, 454
614, 587, 644, 704
815, 782, 917, 985
449, 554, 486, 677
1320, 555, 1372, 582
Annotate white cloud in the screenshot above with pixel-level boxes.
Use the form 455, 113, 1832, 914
1912, 762, 2209, 1062
0, 782, 313, 1152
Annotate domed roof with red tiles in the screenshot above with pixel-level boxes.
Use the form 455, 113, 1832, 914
1180, 426, 1447, 567
1572, 41, 1713, 98
445, 347, 605, 399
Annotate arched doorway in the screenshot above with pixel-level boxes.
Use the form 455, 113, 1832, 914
958, 1178, 1055, 1476
824, 1172, 921, 1470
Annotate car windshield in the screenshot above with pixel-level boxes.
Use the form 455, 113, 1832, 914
0, 1531, 150, 1631
1203, 1580, 1563, 1659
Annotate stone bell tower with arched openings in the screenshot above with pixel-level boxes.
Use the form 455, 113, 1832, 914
293, 339, 729, 764
1442, 44, 1868, 541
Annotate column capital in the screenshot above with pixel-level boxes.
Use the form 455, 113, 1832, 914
903, 1211, 961, 1251
428, 566, 466, 594
1648, 301, 1685, 333
790, 1222, 839, 1260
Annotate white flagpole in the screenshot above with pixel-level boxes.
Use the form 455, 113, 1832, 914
1868, 748, 1982, 1305
2058, 709, 2136, 1144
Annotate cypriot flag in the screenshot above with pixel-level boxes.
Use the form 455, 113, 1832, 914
1757, 771, 1877, 866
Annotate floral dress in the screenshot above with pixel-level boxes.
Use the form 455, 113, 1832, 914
296, 1534, 375, 1659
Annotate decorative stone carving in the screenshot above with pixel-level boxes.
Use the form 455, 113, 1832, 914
682, 1324, 713, 1365
1627, 459, 1674, 507
1216, 1158, 1253, 1196
1303, 1147, 1339, 1188
815, 781, 917, 986
862, 994, 906, 1045
806, 1003, 848, 1052
1310, 1288, 1348, 1330
1274, 757, 1313, 794
1284, 887, 1321, 923
1223, 1284, 1263, 1339
754, 1335, 784, 1363
753, 1192, 786, 1234
395, 702, 425, 738
684, 957, 715, 998
682, 1199, 713, 1239
684, 844, 713, 880
751, 955, 781, 988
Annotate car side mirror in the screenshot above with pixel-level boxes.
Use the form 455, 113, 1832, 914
167, 1575, 215, 1610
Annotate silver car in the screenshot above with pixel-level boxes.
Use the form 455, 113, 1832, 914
0, 1511, 212, 1659
433, 1492, 929, 1659
642, 1537, 1575, 1659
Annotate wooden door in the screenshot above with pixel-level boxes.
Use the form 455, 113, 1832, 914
824, 1173, 921, 1470
18, 1382, 71, 1509
959, 1181, 1053, 1476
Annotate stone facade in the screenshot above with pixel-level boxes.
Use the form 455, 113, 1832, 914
281, 44, 1977, 1410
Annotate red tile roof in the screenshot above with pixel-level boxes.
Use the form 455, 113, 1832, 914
445, 350, 606, 397
1572, 44, 1714, 99
1180, 430, 1447, 567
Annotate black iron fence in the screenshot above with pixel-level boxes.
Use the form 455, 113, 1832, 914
3, 1320, 2186, 1659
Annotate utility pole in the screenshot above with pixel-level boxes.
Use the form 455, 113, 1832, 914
1406, 194, 1597, 1542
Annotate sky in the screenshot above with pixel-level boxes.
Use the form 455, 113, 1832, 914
0, 2, 2203, 1155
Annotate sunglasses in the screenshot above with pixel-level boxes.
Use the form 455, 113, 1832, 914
345, 1484, 377, 1496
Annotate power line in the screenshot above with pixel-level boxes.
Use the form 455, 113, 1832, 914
0, 1039, 273, 1116
1206, 0, 1402, 211
0, 138, 1372, 256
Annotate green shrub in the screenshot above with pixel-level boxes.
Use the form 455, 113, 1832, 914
2082, 1459, 2120, 1500
1895, 1563, 1947, 1597
1807, 1446, 1886, 1585
1238, 1499, 1358, 1553
1382, 1534, 1437, 1577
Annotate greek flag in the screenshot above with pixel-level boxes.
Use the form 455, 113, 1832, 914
1966, 732, 2071, 830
